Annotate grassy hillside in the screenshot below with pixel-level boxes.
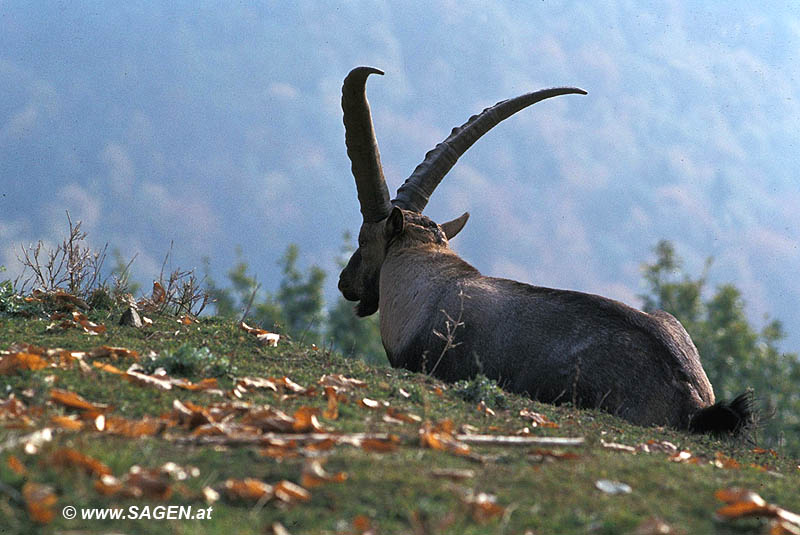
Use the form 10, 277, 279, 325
1, 308, 799, 534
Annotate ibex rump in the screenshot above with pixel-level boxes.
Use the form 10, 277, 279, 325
338, 66, 752, 434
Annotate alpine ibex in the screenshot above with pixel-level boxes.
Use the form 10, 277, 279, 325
337, 66, 752, 434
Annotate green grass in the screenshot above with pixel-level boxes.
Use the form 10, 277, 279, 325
1, 311, 798, 534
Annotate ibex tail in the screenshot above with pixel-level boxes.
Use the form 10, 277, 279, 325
689, 390, 755, 436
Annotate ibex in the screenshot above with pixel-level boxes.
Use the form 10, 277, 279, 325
337, 66, 752, 434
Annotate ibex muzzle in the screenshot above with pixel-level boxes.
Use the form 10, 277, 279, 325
338, 66, 753, 435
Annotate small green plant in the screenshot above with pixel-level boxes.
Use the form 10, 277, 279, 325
0, 278, 42, 317
141, 344, 234, 377
452, 373, 508, 410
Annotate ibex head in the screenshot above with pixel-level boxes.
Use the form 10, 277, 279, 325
338, 66, 585, 316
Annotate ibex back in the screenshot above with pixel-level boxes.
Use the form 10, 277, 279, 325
337, 66, 752, 434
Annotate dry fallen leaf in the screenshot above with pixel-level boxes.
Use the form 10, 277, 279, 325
383, 407, 422, 424
241, 406, 295, 432
49, 388, 110, 412
353, 514, 375, 535
272, 376, 310, 395
22, 482, 57, 524
477, 401, 496, 417
51, 448, 112, 477
600, 439, 637, 453
712, 452, 741, 469
237, 376, 279, 392
420, 421, 471, 457
715, 487, 800, 530
519, 408, 559, 428
461, 491, 505, 523
152, 281, 166, 304
239, 321, 280, 346
637, 440, 679, 454
103, 415, 165, 437
124, 465, 173, 500
323, 387, 339, 420
668, 450, 695, 463
529, 448, 581, 462
259, 441, 301, 459
359, 397, 382, 410
292, 406, 325, 432
1, 394, 29, 419
50, 414, 84, 431
92, 361, 124, 374
361, 435, 401, 453
124, 368, 175, 390
89, 345, 140, 360
7, 455, 26, 475
94, 474, 123, 496
318, 374, 367, 392
0, 351, 49, 374
273, 480, 311, 504
301, 459, 347, 488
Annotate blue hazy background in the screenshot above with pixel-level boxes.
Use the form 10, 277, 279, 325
1, 2, 798, 351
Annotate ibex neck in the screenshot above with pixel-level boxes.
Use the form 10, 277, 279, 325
378, 245, 478, 369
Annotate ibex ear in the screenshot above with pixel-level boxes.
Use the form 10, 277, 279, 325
385, 206, 404, 239
441, 212, 470, 239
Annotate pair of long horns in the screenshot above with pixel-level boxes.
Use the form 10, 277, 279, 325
342, 66, 586, 222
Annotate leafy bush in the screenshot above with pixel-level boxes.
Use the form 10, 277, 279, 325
453, 374, 508, 410
141, 344, 234, 377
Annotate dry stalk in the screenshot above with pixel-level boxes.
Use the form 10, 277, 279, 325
429, 288, 467, 377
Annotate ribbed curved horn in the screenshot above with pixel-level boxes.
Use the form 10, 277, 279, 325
393, 87, 587, 213
342, 66, 393, 222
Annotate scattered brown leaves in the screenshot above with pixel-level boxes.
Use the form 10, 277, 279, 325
47, 311, 106, 335
716, 488, 800, 533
